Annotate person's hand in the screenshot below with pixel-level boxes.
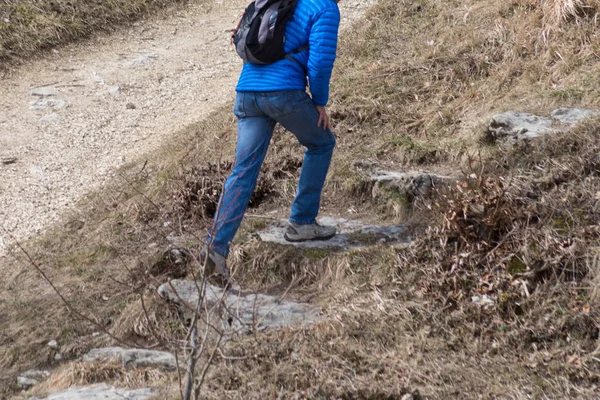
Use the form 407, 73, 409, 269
316, 105, 331, 130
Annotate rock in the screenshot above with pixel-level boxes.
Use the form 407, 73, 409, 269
1, 156, 17, 165
83, 347, 177, 371
65, 219, 85, 231
488, 112, 557, 142
92, 73, 105, 85
107, 85, 121, 96
472, 294, 495, 309
30, 98, 68, 111
166, 234, 187, 246
149, 248, 192, 279
40, 113, 59, 122
158, 280, 320, 333
28, 384, 155, 400
30, 165, 44, 176
47, 340, 58, 348
128, 54, 156, 68
368, 169, 450, 198
551, 108, 600, 126
18, 377, 39, 390
255, 217, 409, 250
30, 86, 57, 97
17, 370, 50, 390
126, 103, 137, 110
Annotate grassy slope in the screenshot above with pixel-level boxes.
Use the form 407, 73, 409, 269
0, 0, 189, 64
2, 0, 600, 398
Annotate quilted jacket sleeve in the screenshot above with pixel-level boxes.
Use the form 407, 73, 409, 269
307, 4, 340, 106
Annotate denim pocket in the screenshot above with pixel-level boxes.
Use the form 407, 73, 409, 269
233, 92, 246, 118
289, 90, 313, 107
264, 91, 294, 118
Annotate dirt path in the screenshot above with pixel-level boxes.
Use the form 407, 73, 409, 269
0, 0, 373, 257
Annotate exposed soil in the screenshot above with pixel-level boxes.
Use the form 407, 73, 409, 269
0, 0, 373, 257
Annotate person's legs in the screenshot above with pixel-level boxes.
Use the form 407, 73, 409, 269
267, 90, 336, 225
207, 92, 276, 258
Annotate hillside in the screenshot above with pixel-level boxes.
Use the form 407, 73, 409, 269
2, 0, 600, 399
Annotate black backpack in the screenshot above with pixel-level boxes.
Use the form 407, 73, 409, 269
232, 0, 308, 66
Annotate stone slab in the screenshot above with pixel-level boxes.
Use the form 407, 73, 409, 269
488, 111, 557, 141
367, 169, 451, 197
551, 107, 600, 126
158, 280, 319, 333
255, 217, 410, 250
29, 384, 155, 400
30, 87, 57, 97
83, 347, 177, 371
30, 98, 68, 111
17, 369, 50, 389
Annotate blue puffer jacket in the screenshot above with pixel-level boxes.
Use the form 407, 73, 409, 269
235, 0, 340, 106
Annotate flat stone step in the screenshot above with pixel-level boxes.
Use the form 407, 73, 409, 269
255, 217, 410, 250
158, 280, 319, 333
83, 347, 177, 371
551, 107, 600, 126
488, 108, 600, 143
489, 111, 557, 141
28, 384, 155, 400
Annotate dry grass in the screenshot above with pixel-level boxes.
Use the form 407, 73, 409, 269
0, 0, 188, 64
18, 361, 175, 399
2, 0, 600, 398
543, 0, 600, 26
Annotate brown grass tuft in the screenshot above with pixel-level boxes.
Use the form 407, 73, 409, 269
543, 0, 600, 26
29, 361, 173, 396
111, 294, 186, 344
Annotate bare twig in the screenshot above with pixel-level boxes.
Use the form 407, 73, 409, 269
5, 231, 142, 349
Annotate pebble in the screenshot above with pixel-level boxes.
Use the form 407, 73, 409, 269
30, 98, 69, 111
40, 114, 59, 122
1, 157, 17, 165
47, 339, 58, 348
128, 54, 156, 67
30, 86, 57, 97
29, 165, 44, 176
107, 85, 121, 95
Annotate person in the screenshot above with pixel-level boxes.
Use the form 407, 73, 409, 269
202, 0, 341, 287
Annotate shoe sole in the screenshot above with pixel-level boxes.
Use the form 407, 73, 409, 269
283, 232, 336, 243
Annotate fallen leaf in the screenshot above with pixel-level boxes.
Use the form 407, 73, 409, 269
583, 304, 591, 313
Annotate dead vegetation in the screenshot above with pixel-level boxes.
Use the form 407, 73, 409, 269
543, 0, 600, 26
2, 0, 600, 398
0, 0, 188, 64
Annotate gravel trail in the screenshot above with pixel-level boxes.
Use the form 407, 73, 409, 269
0, 0, 373, 256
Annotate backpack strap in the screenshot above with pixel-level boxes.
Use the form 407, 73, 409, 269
284, 44, 309, 72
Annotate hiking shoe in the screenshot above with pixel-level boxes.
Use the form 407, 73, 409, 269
199, 249, 231, 289
283, 221, 336, 242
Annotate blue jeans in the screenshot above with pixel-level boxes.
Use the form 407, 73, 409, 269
207, 90, 336, 257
